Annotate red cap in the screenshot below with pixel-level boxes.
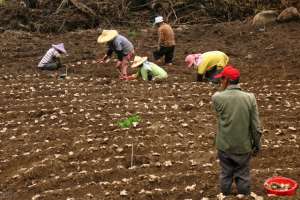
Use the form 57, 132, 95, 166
214, 65, 240, 80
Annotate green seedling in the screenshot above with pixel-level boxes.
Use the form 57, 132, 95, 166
118, 114, 141, 128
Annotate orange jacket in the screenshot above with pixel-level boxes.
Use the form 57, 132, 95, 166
158, 23, 175, 47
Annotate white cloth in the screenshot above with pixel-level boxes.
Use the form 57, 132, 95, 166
143, 61, 152, 71
38, 48, 61, 67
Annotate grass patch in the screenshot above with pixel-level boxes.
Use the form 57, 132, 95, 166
117, 114, 141, 129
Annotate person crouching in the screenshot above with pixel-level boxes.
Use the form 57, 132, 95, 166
185, 51, 229, 83
38, 43, 67, 70
129, 56, 167, 81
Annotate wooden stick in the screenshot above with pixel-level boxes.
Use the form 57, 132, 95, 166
70, 0, 96, 17
55, 0, 69, 14
131, 143, 134, 168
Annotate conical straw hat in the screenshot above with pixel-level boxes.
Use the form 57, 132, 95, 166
97, 30, 118, 43
131, 56, 148, 68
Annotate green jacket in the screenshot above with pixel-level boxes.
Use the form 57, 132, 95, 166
212, 85, 261, 154
136, 61, 168, 81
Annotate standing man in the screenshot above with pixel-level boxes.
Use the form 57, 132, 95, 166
212, 65, 262, 199
153, 16, 175, 66
97, 30, 135, 80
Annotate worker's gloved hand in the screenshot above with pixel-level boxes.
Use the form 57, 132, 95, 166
96, 59, 103, 63
126, 75, 136, 81
104, 58, 111, 63
252, 130, 262, 157
97, 55, 111, 64
196, 74, 203, 82
252, 145, 260, 157
252, 140, 261, 156
97, 58, 109, 64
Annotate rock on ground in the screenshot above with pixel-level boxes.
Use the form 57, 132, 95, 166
252, 10, 278, 27
277, 7, 300, 22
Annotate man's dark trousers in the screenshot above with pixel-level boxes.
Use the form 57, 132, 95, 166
40, 62, 62, 70
218, 150, 251, 195
153, 45, 175, 64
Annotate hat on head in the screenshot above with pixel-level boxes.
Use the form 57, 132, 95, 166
97, 30, 118, 43
214, 65, 240, 80
185, 54, 202, 68
131, 56, 148, 68
154, 16, 164, 25
52, 43, 67, 54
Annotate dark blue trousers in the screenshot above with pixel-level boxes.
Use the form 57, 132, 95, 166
153, 45, 175, 64
218, 150, 251, 195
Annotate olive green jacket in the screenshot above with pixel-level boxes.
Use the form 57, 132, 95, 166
212, 85, 261, 154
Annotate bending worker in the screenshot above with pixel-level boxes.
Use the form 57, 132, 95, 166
129, 56, 168, 81
185, 51, 229, 82
97, 30, 134, 80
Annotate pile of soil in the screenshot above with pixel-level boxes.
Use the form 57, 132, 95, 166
0, 18, 299, 200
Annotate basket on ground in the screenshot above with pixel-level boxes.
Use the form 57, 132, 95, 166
264, 176, 298, 196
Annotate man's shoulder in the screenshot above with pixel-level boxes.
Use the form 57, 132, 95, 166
232, 90, 257, 103
115, 34, 129, 42
164, 23, 172, 28
158, 25, 165, 33
212, 91, 223, 101
212, 89, 254, 98
114, 35, 123, 41
47, 47, 55, 53
212, 89, 232, 97
160, 23, 172, 30
239, 90, 255, 98
48, 48, 60, 56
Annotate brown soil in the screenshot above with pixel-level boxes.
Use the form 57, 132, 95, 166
0, 20, 300, 199
0, 0, 288, 33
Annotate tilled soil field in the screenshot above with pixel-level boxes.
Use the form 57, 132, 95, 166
0, 21, 300, 200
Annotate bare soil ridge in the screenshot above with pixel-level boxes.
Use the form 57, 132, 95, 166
1, 0, 298, 32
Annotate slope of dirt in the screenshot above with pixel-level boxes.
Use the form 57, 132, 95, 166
0, 21, 300, 200
0, 0, 289, 33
